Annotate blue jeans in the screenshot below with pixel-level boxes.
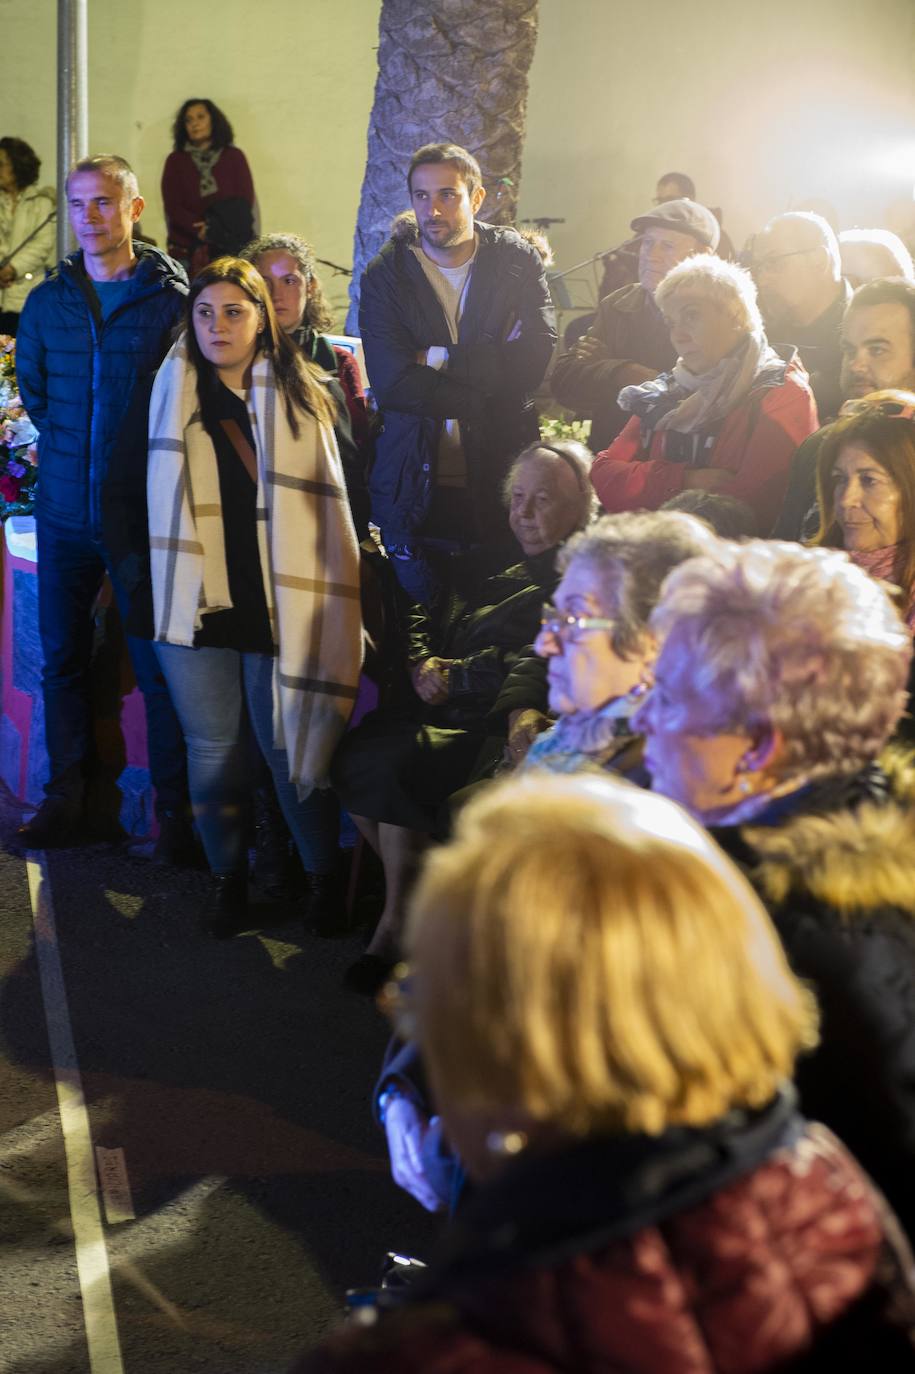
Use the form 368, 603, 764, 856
35, 517, 187, 815
153, 643, 338, 877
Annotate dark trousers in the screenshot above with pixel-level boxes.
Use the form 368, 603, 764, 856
35, 516, 187, 815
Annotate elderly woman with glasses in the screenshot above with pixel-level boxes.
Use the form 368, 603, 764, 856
591, 254, 818, 532
636, 538, 915, 1238
813, 389, 915, 629
523, 510, 718, 774
296, 774, 915, 1374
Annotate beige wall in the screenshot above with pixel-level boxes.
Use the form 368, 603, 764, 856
6, 0, 383, 323
521, 0, 915, 298
7, 0, 915, 325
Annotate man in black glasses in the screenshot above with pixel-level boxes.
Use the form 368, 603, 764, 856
752, 211, 851, 421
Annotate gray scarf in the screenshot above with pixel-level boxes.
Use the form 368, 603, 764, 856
186, 145, 222, 197
619, 331, 781, 435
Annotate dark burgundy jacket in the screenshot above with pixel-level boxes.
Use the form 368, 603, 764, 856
295, 1107, 915, 1373
161, 144, 254, 264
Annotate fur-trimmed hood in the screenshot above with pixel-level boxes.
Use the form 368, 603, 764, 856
738, 753, 915, 919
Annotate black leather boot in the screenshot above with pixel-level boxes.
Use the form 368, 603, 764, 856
203, 872, 249, 939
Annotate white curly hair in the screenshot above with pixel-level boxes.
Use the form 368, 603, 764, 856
655, 252, 763, 337
648, 540, 912, 782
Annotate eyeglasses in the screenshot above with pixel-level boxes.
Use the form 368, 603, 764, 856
838, 396, 915, 422
539, 603, 615, 644
752, 247, 815, 276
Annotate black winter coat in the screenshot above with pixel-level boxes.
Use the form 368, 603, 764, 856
359, 219, 555, 542
16, 244, 187, 536
403, 548, 557, 731
713, 760, 915, 1238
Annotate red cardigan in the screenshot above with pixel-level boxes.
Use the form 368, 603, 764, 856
161, 145, 254, 260
590, 355, 817, 532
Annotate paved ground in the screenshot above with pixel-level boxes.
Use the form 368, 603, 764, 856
0, 782, 436, 1373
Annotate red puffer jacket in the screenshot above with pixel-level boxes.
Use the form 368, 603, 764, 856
590, 350, 817, 533
295, 1119, 915, 1374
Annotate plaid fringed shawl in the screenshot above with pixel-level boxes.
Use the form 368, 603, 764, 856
147, 336, 363, 795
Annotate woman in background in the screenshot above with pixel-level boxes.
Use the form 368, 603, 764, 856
0, 137, 55, 335
813, 390, 915, 628
162, 99, 255, 274
243, 232, 368, 448
243, 231, 370, 532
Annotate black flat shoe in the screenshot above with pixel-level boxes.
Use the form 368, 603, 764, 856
203, 873, 249, 939
16, 798, 82, 848
342, 953, 398, 997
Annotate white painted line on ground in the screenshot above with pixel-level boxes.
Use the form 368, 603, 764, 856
26, 852, 126, 1374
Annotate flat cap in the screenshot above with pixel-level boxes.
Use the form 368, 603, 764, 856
630, 198, 721, 252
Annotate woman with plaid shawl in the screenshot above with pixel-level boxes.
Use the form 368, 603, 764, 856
103, 257, 363, 935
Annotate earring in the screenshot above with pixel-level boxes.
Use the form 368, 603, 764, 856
736, 756, 752, 795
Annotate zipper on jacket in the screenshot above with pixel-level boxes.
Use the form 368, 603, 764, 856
67, 262, 174, 537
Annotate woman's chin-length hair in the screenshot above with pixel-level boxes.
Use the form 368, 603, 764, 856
405, 773, 817, 1138
649, 539, 912, 784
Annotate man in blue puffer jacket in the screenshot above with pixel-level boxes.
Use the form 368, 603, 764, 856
15, 154, 189, 849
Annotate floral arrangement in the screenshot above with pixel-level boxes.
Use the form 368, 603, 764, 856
0, 336, 38, 519
539, 413, 592, 445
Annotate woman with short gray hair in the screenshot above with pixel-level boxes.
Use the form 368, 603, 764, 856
592, 253, 818, 531
637, 537, 915, 1237
524, 510, 718, 774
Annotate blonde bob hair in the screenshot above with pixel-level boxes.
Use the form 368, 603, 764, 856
655, 252, 763, 337
405, 773, 817, 1138
649, 540, 912, 783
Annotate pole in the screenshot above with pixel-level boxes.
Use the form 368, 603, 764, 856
56, 0, 88, 260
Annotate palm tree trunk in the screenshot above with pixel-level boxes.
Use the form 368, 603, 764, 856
346, 0, 539, 332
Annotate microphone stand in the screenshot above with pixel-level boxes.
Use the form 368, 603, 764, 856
314, 256, 352, 277
0, 209, 57, 271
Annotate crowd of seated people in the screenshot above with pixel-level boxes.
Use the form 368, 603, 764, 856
10, 131, 915, 1368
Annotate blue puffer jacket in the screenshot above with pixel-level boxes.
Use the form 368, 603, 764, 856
16, 243, 187, 536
